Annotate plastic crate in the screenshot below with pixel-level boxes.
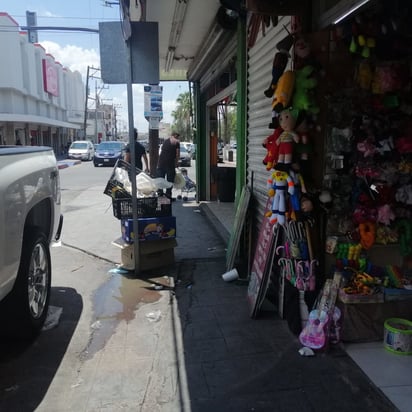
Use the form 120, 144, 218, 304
112, 196, 172, 219
103, 159, 141, 198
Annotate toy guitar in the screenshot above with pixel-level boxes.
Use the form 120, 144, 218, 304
299, 278, 332, 350
299, 308, 329, 349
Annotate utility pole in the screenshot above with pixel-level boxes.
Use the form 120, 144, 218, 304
83, 66, 106, 141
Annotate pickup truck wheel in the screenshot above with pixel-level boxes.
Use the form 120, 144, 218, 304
0, 230, 51, 339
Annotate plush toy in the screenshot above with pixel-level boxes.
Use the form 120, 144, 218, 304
265, 169, 295, 225
272, 70, 296, 114
264, 51, 290, 98
262, 127, 283, 170
264, 34, 294, 100
275, 107, 300, 170
292, 66, 319, 115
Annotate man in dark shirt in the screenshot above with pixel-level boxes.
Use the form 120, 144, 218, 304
157, 132, 180, 199
124, 128, 149, 172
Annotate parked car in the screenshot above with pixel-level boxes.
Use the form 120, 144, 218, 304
94, 141, 126, 167
178, 145, 192, 167
0, 145, 63, 339
68, 140, 95, 161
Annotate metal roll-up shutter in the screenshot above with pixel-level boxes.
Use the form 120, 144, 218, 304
199, 34, 237, 92
247, 16, 291, 226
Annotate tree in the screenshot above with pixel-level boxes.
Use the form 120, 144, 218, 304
171, 91, 193, 141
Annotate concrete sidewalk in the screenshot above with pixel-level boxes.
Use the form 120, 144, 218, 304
165, 199, 397, 411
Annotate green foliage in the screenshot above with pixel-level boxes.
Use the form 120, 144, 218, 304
171, 91, 193, 141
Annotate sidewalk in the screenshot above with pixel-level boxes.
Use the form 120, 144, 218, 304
164, 198, 397, 411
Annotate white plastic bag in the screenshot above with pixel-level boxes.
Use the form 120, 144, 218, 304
136, 173, 173, 195
136, 172, 157, 195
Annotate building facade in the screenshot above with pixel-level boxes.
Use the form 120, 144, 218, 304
0, 12, 85, 154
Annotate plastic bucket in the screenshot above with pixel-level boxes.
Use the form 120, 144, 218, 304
383, 318, 412, 355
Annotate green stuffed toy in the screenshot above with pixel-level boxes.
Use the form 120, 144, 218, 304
292, 65, 319, 115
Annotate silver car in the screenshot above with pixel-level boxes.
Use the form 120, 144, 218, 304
68, 140, 95, 161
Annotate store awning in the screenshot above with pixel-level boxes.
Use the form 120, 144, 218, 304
0, 113, 81, 129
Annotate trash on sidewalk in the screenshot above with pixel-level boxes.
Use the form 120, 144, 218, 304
222, 268, 239, 282
42, 306, 63, 331
91, 320, 102, 330
299, 346, 315, 356
145, 310, 162, 322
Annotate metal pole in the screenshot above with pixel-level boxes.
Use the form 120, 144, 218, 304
125, 39, 139, 275
83, 66, 90, 138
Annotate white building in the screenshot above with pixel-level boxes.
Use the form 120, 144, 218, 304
0, 12, 85, 154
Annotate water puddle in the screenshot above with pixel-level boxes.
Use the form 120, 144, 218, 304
80, 272, 172, 360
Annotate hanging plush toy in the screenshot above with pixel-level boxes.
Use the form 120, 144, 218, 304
292, 65, 319, 115
272, 70, 296, 114
262, 127, 283, 170
265, 169, 295, 225
264, 34, 294, 100
274, 107, 300, 170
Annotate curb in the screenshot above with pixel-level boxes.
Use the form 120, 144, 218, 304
57, 160, 82, 169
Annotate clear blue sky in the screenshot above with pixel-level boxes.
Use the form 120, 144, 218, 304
1, 0, 189, 134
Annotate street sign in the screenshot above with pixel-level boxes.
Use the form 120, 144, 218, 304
144, 85, 163, 119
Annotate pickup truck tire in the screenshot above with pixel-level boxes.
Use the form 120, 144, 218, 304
0, 229, 51, 340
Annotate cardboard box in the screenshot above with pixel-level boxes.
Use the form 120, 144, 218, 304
121, 216, 176, 243
112, 238, 177, 271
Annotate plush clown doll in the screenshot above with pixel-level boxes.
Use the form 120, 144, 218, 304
266, 169, 295, 225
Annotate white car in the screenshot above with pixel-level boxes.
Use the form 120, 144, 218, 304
68, 140, 95, 161
178, 146, 192, 167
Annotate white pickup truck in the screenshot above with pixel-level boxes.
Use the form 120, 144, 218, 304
0, 146, 63, 339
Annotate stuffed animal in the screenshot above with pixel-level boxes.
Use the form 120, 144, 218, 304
292, 66, 319, 114
262, 127, 283, 170
275, 107, 300, 170
265, 169, 295, 225
264, 51, 290, 98
272, 70, 296, 114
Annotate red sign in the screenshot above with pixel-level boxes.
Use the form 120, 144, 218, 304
42, 59, 59, 97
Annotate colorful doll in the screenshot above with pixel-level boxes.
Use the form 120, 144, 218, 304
275, 107, 300, 170
266, 169, 295, 225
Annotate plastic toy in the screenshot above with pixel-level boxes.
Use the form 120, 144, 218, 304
265, 170, 295, 225
262, 127, 282, 170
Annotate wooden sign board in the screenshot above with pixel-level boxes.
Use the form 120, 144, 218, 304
247, 197, 279, 318
225, 186, 251, 271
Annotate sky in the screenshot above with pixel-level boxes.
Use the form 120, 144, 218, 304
1, 0, 189, 135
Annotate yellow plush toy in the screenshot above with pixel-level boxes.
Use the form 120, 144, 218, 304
272, 70, 296, 114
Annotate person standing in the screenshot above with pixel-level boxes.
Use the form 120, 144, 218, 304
124, 128, 149, 173
157, 132, 180, 199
